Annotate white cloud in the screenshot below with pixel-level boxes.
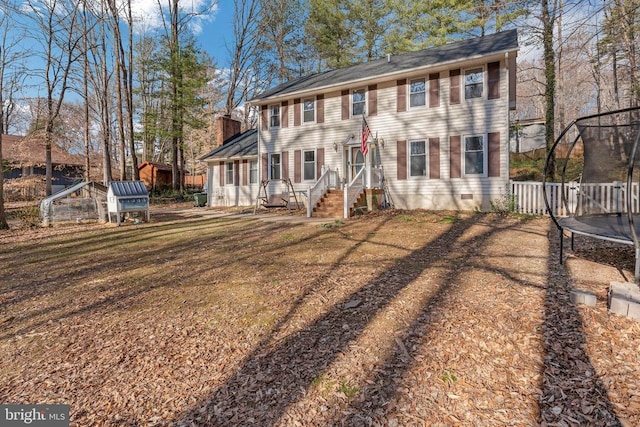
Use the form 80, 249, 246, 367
128, 0, 218, 35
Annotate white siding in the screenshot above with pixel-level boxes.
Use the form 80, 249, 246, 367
205, 162, 259, 207
258, 55, 512, 211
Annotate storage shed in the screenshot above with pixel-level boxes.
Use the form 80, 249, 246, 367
107, 181, 150, 225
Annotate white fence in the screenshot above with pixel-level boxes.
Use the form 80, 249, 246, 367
510, 180, 639, 217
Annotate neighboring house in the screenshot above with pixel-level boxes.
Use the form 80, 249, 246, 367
510, 119, 545, 153
137, 161, 173, 192
1, 134, 84, 194
245, 30, 519, 214
199, 127, 258, 207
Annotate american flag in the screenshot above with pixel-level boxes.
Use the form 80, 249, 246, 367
361, 115, 371, 155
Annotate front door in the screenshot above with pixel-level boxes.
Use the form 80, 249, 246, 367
346, 146, 365, 183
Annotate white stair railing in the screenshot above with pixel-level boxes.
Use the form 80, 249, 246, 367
307, 168, 340, 217
344, 167, 365, 218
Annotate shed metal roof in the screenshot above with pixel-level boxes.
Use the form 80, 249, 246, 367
199, 129, 258, 161
108, 181, 149, 197
252, 30, 518, 103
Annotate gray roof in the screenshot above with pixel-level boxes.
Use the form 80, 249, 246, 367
253, 29, 518, 102
108, 181, 149, 197
199, 129, 258, 161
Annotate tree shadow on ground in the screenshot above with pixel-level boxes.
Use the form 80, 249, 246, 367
539, 229, 621, 425
171, 214, 513, 426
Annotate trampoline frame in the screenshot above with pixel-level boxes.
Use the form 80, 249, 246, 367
543, 106, 640, 284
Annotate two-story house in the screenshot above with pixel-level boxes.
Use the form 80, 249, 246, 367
203, 30, 519, 216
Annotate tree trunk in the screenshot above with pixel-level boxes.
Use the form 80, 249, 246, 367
0, 133, 8, 229
542, 0, 556, 181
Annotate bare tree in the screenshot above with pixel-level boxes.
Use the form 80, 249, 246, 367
24, 0, 84, 195
0, 0, 27, 229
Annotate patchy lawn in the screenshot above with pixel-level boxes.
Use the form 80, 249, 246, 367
1, 207, 639, 426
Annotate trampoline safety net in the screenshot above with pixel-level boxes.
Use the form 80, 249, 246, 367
544, 106, 640, 284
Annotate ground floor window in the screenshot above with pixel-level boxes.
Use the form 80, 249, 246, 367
303, 150, 315, 180
270, 153, 281, 180
225, 162, 234, 185
464, 135, 485, 175
249, 160, 258, 184
410, 140, 427, 177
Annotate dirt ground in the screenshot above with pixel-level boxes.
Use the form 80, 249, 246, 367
1, 205, 639, 426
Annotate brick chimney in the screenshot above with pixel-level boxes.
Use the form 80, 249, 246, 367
215, 115, 242, 147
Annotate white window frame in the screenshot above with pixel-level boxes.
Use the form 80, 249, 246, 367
463, 134, 487, 176
464, 67, 484, 100
269, 104, 281, 128
270, 153, 281, 180
249, 160, 258, 184
303, 149, 316, 181
303, 98, 315, 123
352, 88, 366, 117
409, 78, 426, 108
409, 140, 427, 177
225, 162, 234, 185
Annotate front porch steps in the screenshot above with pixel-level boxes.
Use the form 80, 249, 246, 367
312, 189, 366, 218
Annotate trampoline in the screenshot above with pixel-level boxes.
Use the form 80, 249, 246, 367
543, 106, 640, 283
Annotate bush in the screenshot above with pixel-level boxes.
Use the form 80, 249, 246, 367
490, 185, 518, 215
14, 205, 41, 228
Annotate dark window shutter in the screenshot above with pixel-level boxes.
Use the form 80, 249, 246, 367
488, 132, 501, 177
429, 73, 440, 108
368, 84, 377, 116
429, 137, 440, 179
281, 101, 289, 128
294, 150, 301, 183
316, 148, 325, 178
488, 62, 500, 100
262, 153, 268, 181
397, 79, 406, 112
219, 161, 225, 185
234, 160, 240, 185
508, 54, 517, 109
242, 159, 248, 186
293, 98, 301, 126
397, 140, 407, 180
317, 94, 325, 123
341, 90, 349, 120
450, 69, 460, 105
450, 136, 461, 178
261, 105, 268, 130
282, 151, 289, 180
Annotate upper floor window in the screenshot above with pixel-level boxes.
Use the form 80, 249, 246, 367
464, 135, 485, 175
410, 140, 427, 177
303, 99, 315, 123
269, 105, 280, 128
270, 153, 281, 179
249, 160, 258, 184
225, 162, 234, 185
465, 68, 483, 99
303, 150, 315, 180
410, 78, 426, 108
352, 89, 366, 116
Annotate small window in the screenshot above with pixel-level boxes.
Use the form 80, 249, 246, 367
410, 78, 426, 107
464, 135, 484, 175
303, 99, 315, 123
269, 105, 280, 128
410, 140, 427, 177
303, 150, 315, 180
249, 160, 258, 184
465, 68, 483, 99
352, 89, 366, 116
270, 153, 281, 179
225, 162, 234, 185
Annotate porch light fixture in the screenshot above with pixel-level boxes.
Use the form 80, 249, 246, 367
333, 141, 339, 152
